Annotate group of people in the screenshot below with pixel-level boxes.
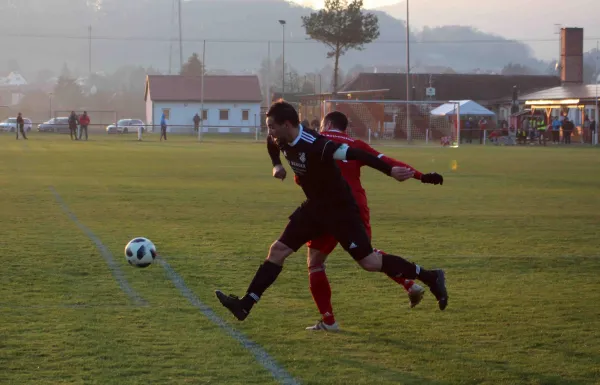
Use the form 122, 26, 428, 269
216, 100, 448, 331
515, 114, 594, 146
67, 111, 91, 141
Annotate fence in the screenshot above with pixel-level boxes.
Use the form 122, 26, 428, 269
1, 120, 596, 146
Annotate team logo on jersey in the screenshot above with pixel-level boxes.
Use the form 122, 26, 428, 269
299, 152, 306, 163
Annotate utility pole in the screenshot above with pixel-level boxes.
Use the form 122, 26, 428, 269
595, 40, 599, 145
178, 0, 183, 71
88, 25, 92, 76
267, 41, 271, 105
279, 20, 286, 99
199, 39, 206, 142
406, 0, 412, 142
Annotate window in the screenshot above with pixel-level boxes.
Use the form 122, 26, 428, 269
219, 109, 229, 121
201, 110, 208, 120
242, 110, 250, 121
162, 108, 170, 120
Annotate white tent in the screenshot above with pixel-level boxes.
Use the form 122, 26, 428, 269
430, 100, 496, 117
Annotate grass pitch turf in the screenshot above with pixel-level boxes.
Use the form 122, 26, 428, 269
0, 133, 599, 385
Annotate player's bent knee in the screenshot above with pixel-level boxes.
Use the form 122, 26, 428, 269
267, 241, 294, 266
357, 252, 382, 272
307, 248, 328, 268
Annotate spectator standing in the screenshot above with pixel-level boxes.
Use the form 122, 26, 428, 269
193, 113, 200, 133
16, 112, 27, 140
79, 111, 90, 141
551, 116, 561, 144
160, 112, 168, 141
582, 116, 590, 144
68, 111, 79, 141
562, 117, 574, 144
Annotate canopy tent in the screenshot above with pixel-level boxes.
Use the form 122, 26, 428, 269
430, 100, 496, 117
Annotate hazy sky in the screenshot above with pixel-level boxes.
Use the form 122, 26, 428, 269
289, 0, 399, 8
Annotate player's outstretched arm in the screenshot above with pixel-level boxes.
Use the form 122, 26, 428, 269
267, 135, 286, 181
355, 139, 423, 180
328, 143, 413, 181
356, 140, 443, 185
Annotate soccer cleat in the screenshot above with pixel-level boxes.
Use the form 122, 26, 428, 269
408, 284, 425, 308
305, 320, 340, 332
426, 270, 448, 310
215, 290, 249, 321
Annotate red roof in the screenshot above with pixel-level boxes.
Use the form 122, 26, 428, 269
145, 75, 262, 102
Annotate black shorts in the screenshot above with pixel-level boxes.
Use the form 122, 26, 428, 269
278, 200, 373, 261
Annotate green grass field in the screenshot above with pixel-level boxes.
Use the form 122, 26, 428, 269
1, 133, 599, 385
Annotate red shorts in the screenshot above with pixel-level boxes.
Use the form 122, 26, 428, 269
306, 204, 371, 255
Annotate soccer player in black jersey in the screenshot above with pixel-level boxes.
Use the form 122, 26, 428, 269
215, 101, 448, 322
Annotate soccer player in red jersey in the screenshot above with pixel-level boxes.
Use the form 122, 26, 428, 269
269, 111, 444, 331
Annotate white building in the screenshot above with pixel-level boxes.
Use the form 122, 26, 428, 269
144, 75, 263, 134
0, 72, 28, 105
0, 72, 28, 86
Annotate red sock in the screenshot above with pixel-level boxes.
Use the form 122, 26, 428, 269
389, 275, 415, 292
375, 248, 415, 292
308, 265, 335, 325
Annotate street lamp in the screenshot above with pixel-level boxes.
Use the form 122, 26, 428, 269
279, 20, 286, 99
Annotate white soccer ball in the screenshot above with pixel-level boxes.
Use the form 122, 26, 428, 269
125, 237, 157, 268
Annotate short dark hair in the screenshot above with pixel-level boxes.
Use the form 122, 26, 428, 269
323, 111, 348, 131
266, 99, 299, 126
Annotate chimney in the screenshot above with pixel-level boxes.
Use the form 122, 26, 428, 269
560, 27, 584, 85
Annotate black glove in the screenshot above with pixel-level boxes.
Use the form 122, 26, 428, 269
421, 173, 443, 185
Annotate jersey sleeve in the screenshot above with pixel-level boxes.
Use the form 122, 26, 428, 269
266, 135, 283, 166
333, 144, 393, 176
354, 140, 423, 180
310, 136, 344, 161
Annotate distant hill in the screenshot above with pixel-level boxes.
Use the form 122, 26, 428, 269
0, 0, 549, 79
377, 0, 600, 60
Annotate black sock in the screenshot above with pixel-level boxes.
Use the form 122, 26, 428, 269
381, 253, 436, 285
241, 261, 282, 310
381, 253, 418, 279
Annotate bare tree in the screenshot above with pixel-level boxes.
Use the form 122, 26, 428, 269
302, 0, 379, 93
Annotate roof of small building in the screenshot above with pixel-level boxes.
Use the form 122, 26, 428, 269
338, 73, 562, 103
145, 75, 262, 103
519, 84, 600, 102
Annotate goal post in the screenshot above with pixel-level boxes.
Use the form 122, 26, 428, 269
321, 100, 461, 147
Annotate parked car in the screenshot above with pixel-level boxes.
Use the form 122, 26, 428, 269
106, 119, 145, 134
37, 117, 72, 133
0, 117, 33, 132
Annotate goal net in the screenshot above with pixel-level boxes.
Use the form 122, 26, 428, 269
321, 100, 460, 147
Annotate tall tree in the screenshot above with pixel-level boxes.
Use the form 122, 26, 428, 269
501, 62, 535, 76
53, 75, 82, 110
302, 0, 379, 93
7, 58, 20, 73
180, 53, 205, 76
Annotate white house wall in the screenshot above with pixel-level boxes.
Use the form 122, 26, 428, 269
150, 101, 261, 134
